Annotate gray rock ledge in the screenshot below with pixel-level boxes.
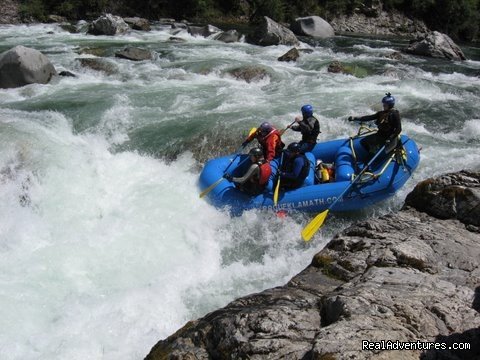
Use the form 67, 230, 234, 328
146, 170, 480, 360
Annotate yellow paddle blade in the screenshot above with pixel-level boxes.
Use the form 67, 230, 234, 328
199, 177, 224, 199
273, 179, 281, 206
301, 210, 329, 242
249, 127, 257, 136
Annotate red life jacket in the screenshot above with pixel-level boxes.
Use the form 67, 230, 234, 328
259, 129, 284, 161
258, 161, 272, 185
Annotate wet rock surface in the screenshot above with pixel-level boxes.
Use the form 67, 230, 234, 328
404, 31, 467, 61
0, 45, 56, 88
146, 170, 480, 360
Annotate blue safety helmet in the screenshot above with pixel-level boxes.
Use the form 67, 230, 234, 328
287, 142, 301, 153
301, 104, 313, 117
382, 93, 395, 108
259, 121, 273, 135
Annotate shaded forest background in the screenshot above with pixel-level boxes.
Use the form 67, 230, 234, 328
18, 0, 480, 41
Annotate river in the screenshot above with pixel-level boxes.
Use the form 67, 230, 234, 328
0, 22, 479, 359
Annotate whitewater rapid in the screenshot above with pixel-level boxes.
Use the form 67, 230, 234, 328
0, 23, 479, 359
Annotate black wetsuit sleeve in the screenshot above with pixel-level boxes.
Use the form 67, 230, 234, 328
357, 113, 378, 122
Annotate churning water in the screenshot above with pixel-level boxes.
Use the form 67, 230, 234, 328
0, 23, 479, 359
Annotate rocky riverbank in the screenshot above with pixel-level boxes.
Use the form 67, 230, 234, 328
146, 170, 480, 359
0, 0, 21, 24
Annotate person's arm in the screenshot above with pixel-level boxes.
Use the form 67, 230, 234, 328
290, 116, 302, 131
242, 130, 259, 146
357, 113, 378, 122
349, 112, 378, 122
232, 164, 259, 184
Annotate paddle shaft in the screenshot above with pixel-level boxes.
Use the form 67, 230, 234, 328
200, 127, 258, 199
273, 152, 284, 206
199, 154, 252, 198
301, 145, 386, 241
327, 145, 386, 211
279, 120, 297, 135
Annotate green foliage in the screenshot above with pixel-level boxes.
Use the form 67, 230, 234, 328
17, 0, 480, 41
19, 0, 47, 21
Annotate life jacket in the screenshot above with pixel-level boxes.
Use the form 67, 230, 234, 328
259, 129, 285, 160
258, 160, 272, 185
376, 109, 400, 138
297, 154, 310, 181
241, 160, 271, 195
283, 154, 310, 184
301, 116, 320, 143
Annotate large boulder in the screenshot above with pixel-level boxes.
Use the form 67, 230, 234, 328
88, 14, 129, 36
226, 66, 269, 83
291, 16, 335, 39
278, 47, 300, 62
248, 16, 299, 46
124, 17, 150, 31
0, 45, 56, 88
145, 170, 480, 360
404, 31, 466, 61
115, 47, 153, 61
76, 58, 118, 75
405, 170, 480, 228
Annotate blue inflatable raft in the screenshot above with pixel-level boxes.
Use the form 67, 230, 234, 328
199, 134, 420, 214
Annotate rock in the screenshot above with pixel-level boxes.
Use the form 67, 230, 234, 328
0, 45, 56, 88
75, 20, 90, 34
404, 31, 466, 61
124, 17, 151, 31
327, 60, 368, 78
328, 60, 346, 74
404, 170, 480, 227
88, 14, 129, 36
76, 58, 118, 75
248, 16, 299, 46
47, 14, 67, 23
385, 51, 403, 60
115, 47, 153, 61
58, 70, 76, 77
188, 24, 221, 38
0, 0, 21, 24
60, 20, 90, 34
291, 16, 335, 39
172, 22, 188, 30
145, 170, 480, 359
77, 47, 108, 57
168, 37, 187, 43
213, 30, 242, 43
226, 66, 269, 83
330, 10, 429, 38
278, 47, 300, 62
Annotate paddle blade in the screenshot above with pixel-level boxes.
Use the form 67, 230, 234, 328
199, 177, 224, 199
273, 179, 280, 206
301, 210, 329, 242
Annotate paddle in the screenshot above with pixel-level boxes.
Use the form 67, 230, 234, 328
301, 145, 387, 242
199, 128, 257, 199
273, 152, 284, 206
279, 120, 297, 136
